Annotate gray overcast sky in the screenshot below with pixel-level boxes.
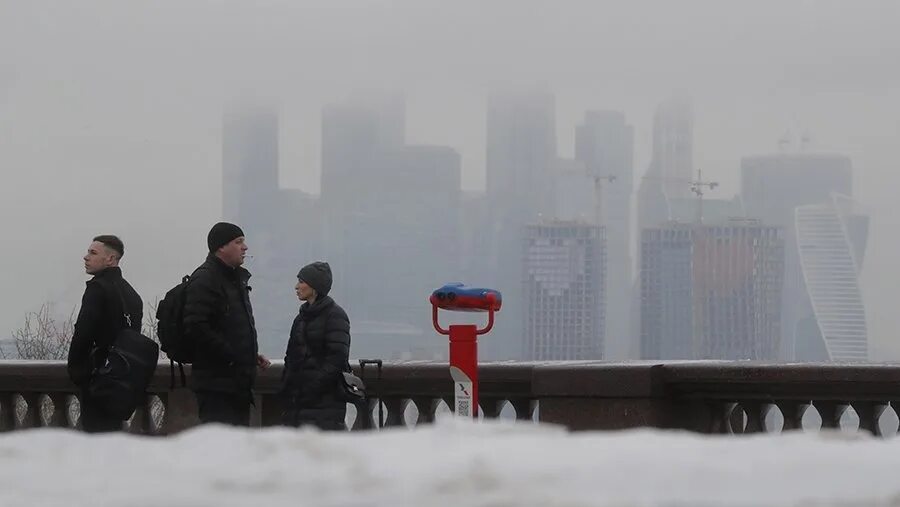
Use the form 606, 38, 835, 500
2, 0, 899, 356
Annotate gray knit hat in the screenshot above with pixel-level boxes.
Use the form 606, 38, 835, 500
297, 261, 333, 296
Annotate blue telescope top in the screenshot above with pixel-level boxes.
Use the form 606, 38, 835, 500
430, 283, 502, 312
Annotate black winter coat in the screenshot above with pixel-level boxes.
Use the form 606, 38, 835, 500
282, 296, 350, 426
183, 254, 258, 396
67, 267, 143, 386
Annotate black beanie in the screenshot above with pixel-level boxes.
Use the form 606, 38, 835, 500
207, 222, 245, 252
297, 261, 333, 296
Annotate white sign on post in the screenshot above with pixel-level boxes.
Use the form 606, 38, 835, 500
449, 366, 473, 418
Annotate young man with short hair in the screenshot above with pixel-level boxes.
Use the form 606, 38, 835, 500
67, 235, 143, 433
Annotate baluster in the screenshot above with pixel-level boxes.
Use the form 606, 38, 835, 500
381, 398, 405, 427
72, 393, 83, 431
350, 398, 367, 430
741, 401, 766, 433
727, 403, 746, 434
775, 401, 807, 431
479, 398, 504, 419
702, 401, 731, 434
813, 401, 847, 429
47, 394, 70, 428
412, 397, 437, 426
154, 392, 170, 434
351, 398, 377, 430
509, 398, 535, 422
147, 395, 166, 435
441, 396, 454, 415
0, 393, 14, 432
349, 403, 365, 431
21, 393, 40, 429
891, 401, 900, 437
852, 402, 886, 437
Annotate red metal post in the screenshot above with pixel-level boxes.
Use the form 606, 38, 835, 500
433, 303, 497, 419
448, 324, 479, 418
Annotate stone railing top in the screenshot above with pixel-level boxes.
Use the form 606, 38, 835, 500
2, 360, 900, 401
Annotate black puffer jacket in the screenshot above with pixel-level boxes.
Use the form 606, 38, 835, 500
183, 254, 258, 396
67, 267, 143, 386
282, 296, 350, 425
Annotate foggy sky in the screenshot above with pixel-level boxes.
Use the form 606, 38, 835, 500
2, 0, 899, 357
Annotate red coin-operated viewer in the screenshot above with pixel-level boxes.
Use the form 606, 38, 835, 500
430, 283, 502, 418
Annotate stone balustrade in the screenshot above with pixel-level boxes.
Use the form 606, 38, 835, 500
1, 361, 898, 436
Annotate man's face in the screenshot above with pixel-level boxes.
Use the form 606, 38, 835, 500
83, 241, 118, 275
217, 236, 248, 268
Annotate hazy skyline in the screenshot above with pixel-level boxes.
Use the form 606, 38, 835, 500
2, 0, 899, 358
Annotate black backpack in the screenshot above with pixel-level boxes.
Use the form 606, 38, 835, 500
155, 274, 195, 388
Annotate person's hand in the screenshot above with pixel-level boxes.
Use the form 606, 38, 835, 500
257, 354, 272, 370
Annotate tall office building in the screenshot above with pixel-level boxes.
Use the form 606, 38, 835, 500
523, 221, 606, 360
575, 110, 634, 359
356, 145, 461, 325
318, 95, 462, 359
640, 221, 784, 360
220, 106, 285, 353
484, 90, 558, 359
741, 154, 852, 224
222, 106, 280, 231
486, 90, 557, 219
739, 153, 863, 360
794, 194, 869, 361
638, 96, 694, 232
320, 93, 405, 204
319, 95, 406, 313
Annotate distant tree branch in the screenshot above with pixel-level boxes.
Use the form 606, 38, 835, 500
11, 303, 75, 360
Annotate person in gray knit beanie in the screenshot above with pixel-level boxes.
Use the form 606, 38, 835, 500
296, 261, 333, 297
283, 260, 350, 431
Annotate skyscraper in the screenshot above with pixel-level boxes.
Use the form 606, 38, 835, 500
638, 96, 694, 232
640, 221, 784, 360
357, 145, 461, 326
320, 93, 405, 205
319, 95, 405, 312
741, 154, 852, 225
484, 90, 557, 359
523, 221, 606, 360
318, 95, 462, 359
486, 91, 557, 220
794, 194, 869, 361
739, 152, 861, 360
222, 106, 280, 231
575, 110, 634, 359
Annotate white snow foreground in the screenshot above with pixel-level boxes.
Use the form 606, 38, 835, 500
1, 419, 899, 507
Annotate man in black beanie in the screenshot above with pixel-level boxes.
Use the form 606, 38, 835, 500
183, 222, 270, 426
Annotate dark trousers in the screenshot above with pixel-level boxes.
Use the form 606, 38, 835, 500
282, 404, 347, 431
195, 391, 251, 426
80, 389, 123, 433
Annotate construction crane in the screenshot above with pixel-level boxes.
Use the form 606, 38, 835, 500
640, 169, 719, 224
689, 169, 719, 224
